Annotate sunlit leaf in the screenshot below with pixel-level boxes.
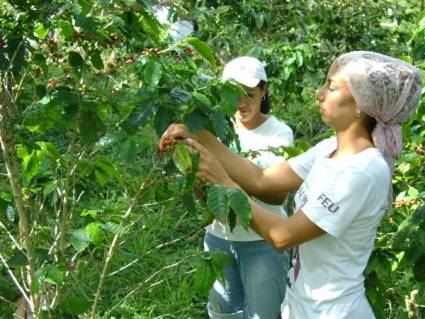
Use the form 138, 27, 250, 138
187, 37, 217, 65
34, 23, 49, 40
139, 7, 163, 45
173, 144, 192, 174
57, 20, 74, 39
85, 222, 103, 245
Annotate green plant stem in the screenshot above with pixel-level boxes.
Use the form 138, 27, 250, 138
90, 158, 163, 318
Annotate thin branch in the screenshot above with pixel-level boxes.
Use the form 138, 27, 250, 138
90, 158, 164, 318
107, 235, 187, 277
0, 220, 22, 250
0, 252, 32, 310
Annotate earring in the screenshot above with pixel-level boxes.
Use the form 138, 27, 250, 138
262, 96, 266, 101
355, 110, 361, 118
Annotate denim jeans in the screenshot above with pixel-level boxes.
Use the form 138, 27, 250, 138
204, 232, 288, 319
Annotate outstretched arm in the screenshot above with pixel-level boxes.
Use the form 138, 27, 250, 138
184, 137, 325, 250
159, 125, 303, 204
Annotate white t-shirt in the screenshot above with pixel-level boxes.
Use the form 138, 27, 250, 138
282, 137, 390, 319
206, 115, 294, 241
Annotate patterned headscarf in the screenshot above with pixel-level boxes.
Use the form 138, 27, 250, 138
333, 51, 422, 205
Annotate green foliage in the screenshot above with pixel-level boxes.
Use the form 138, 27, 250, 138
0, 0, 424, 318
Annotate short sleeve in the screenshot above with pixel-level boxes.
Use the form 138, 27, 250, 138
301, 170, 374, 238
288, 138, 336, 180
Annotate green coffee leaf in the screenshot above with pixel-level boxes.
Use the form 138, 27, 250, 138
68, 51, 85, 68
193, 92, 212, 108
78, 110, 99, 144
45, 266, 64, 286
100, 222, 125, 235
194, 261, 215, 296
153, 106, 173, 136
95, 169, 108, 187
412, 205, 425, 224
186, 111, 207, 133
187, 37, 217, 65
57, 20, 74, 39
211, 109, 229, 142
90, 51, 104, 70
125, 98, 155, 133
144, 59, 162, 88
209, 250, 231, 283
139, 7, 163, 46
220, 82, 243, 115
22, 150, 40, 181
34, 23, 49, 40
8, 250, 28, 267
71, 229, 90, 252
413, 254, 425, 281
173, 144, 192, 174
207, 185, 229, 223
227, 188, 251, 229
85, 222, 103, 245
60, 296, 91, 315
96, 156, 124, 185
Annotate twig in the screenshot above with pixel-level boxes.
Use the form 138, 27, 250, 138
0, 252, 32, 309
104, 256, 194, 317
107, 235, 187, 277
90, 158, 164, 318
0, 220, 22, 250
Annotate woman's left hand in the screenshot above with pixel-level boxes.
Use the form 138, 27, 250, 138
185, 138, 238, 189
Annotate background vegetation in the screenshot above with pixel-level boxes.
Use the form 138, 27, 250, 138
0, 0, 424, 318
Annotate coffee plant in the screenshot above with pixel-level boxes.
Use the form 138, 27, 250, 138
0, 0, 424, 318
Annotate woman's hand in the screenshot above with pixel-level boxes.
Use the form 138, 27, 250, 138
185, 138, 239, 189
158, 124, 191, 153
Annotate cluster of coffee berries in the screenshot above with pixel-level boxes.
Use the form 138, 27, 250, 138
394, 198, 422, 209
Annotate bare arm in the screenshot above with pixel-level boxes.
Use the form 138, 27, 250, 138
249, 200, 325, 251
159, 126, 303, 204
182, 137, 325, 250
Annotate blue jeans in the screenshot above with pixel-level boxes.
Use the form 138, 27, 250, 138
204, 232, 288, 319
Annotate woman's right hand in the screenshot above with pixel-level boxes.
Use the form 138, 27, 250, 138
158, 123, 191, 153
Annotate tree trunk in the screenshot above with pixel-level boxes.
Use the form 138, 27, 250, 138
0, 76, 38, 314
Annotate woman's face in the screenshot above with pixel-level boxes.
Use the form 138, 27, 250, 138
235, 85, 267, 129
316, 65, 357, 131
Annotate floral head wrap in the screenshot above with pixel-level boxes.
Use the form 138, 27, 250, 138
333, 51, 422, 205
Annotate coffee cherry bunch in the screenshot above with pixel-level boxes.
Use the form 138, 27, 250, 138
394, 198, 422, 209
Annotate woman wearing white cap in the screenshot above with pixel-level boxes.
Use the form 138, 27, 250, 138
204, 57, 293, 318
159, 51, 422, 318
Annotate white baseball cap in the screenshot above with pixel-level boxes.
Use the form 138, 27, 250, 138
222, 56, 267, 88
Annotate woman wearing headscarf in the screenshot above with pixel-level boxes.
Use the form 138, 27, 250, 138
159, 51, 422, 318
